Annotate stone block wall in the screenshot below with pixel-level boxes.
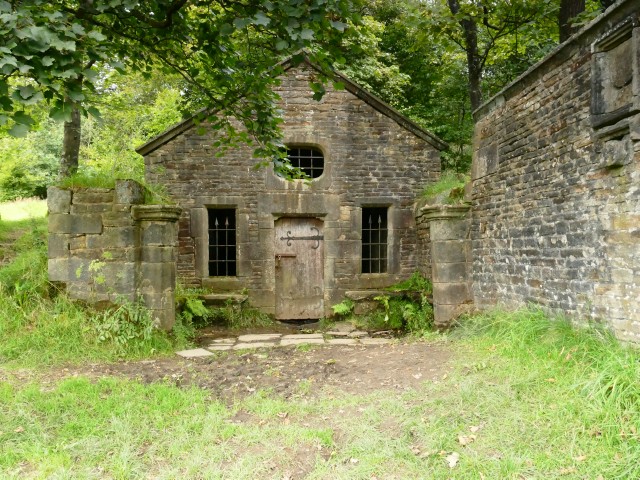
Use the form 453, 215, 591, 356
472, 0, 640, 341
47, 181, 181, 329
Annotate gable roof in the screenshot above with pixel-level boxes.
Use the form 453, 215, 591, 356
136, 55, 448, 156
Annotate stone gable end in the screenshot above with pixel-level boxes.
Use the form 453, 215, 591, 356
140, 62, 442, 318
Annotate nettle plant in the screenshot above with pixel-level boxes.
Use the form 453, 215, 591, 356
76, 251, 155, 349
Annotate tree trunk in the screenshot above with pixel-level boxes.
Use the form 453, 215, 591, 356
60, 104, 81, 179
600, 0, 616, 10
559, 0, 586, 43
447, 0, 483, 111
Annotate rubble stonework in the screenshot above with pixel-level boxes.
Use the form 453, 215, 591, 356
47, 181, 180, 329
472, 0, 640, 341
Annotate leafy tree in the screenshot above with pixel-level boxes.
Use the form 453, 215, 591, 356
423, 0, 558, 112
0, 118, 62, 200
0, 0, 355, 177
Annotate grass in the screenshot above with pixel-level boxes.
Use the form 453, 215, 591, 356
0, 198, 47, 222
1, 307, 639, 478
422, 170, 469, 203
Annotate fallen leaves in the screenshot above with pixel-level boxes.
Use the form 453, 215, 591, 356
457, 434, 477, 446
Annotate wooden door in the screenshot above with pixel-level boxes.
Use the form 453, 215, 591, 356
274, 217, 324, 320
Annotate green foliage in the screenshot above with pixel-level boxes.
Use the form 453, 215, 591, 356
57, 170, 117, 189
456, 306, 640, 448
176, 287, 274, 330
0, 0, 357, 178
92, 301, 155, 351
0, 118, 61, 201
339, 16, 411, 108
331, 299, 354, 316
386, 270, 433, 295
334, 272, 433, 333
207, 301, 275, 330
0, 218, 48, 303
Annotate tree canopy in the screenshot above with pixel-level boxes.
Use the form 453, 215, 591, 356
1, 0, 355, 176
0, 0, 618, 189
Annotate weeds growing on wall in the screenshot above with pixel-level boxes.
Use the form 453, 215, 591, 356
422, 170, 469, 204
331, 272, 434, 334
176, 287, 275, 331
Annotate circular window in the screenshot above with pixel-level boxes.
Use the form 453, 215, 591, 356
280, 147, 324, 179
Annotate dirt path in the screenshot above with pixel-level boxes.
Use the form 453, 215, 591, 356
3, 340, 454, 403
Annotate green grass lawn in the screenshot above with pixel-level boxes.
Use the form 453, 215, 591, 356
1, 309, 639, 479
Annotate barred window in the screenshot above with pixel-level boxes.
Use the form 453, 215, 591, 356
208, 208, 236, 276
285, 147, 324, 178
362, 207, 388, 274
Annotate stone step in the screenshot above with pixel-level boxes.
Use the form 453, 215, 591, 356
200, 293, 248, 305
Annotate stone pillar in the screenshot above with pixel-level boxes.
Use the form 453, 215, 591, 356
132, 205, 182, 330
420, 205, 472, 328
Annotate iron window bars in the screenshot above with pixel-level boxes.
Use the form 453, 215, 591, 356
362, 207, 388, 274
284, 147, 324, 178
208, 208, 236, 276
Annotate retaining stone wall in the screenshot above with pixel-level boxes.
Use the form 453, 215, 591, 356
47, 181, 180, 329
472, 0, 640, 341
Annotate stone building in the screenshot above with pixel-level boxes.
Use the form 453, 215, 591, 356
136, 57, 445, 320
470, 0, 640, 341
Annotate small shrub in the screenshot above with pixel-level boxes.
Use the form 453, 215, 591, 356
176, 287, 274, 330
387, 271, 432, 296
331, 299, 354, 316
92, 301, 155, 349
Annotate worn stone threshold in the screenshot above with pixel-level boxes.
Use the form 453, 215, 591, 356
176, 332, 394, 358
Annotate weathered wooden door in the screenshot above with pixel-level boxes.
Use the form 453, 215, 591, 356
274, 217, 324, 320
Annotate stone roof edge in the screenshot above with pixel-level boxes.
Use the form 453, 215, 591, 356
473, 0, 636, 121
137, 54, 448, 156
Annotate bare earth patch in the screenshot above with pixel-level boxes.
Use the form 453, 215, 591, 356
3, 340, 453, 403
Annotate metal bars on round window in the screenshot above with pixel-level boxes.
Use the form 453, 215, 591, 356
361, 207, 388, 274
208, 208, 236, 277
286, 147, 324, 178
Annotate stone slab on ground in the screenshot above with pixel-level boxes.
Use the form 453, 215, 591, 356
282, 333, 323, 340
237, 333, 282, 342
326, 338, 358, 345
360, 338, 394, 345
280, 338, 326, 346
327, 322, 356, 333
348, 331, 369, 338
233, 342, 277, 350
176, 348, 215, 358
208, 345, 233, 351
325, 331, 351, 337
